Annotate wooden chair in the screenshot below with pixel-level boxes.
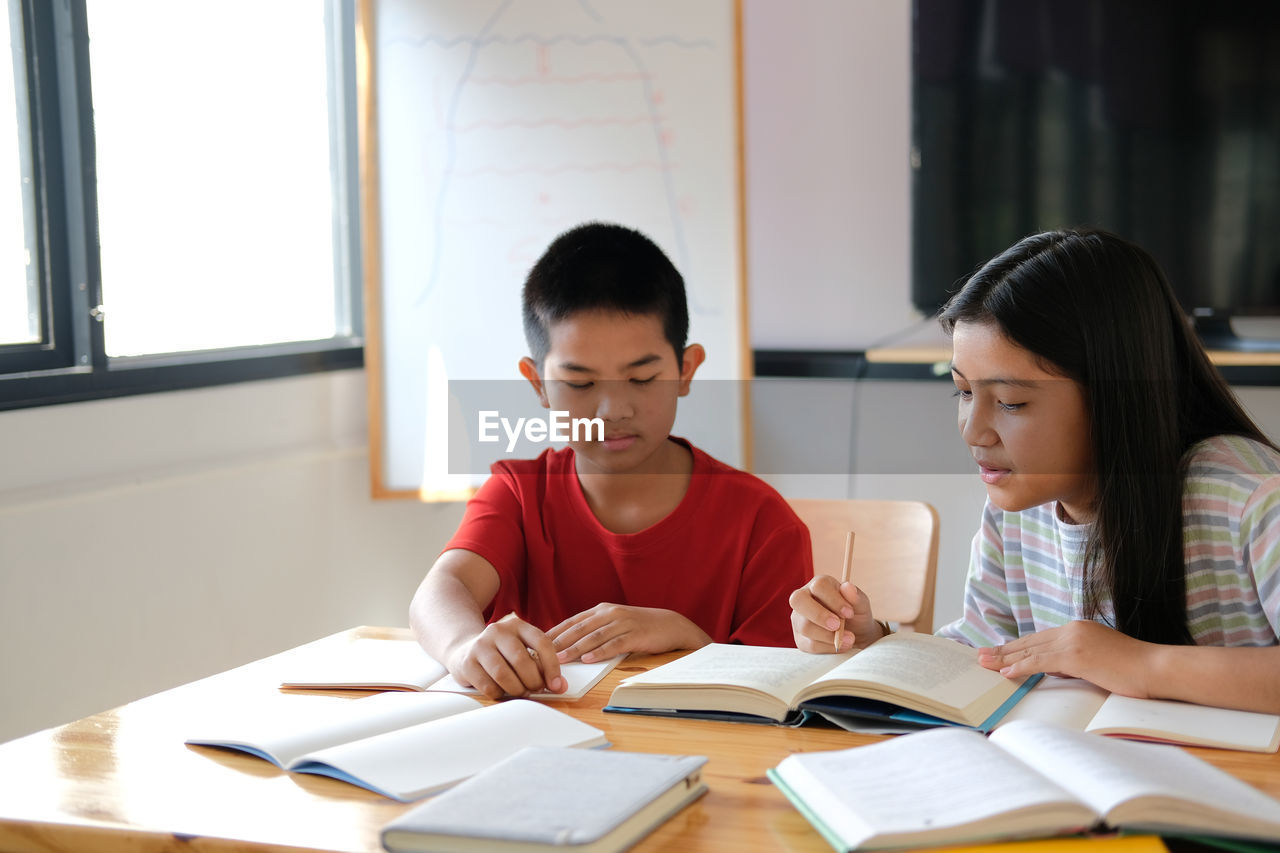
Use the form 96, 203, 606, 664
787, 498, 940, 633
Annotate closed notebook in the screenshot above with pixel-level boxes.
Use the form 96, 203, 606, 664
380, 747, 709, 853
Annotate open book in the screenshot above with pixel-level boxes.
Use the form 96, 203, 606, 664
604, 632, 1040, 730
382, 747, 708, 853
996, 676, 1280, 753
185, 691, 607, 801
279, 637, 622, 700
768, 719, 1280, 850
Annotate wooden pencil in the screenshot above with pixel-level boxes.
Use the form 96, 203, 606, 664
835, 531, 855, 652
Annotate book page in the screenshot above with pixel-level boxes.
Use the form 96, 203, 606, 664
427, 655, 623, 701
615, 643, 850, 704
995, 677, 1108, 731
282, 638, 622, 700
185, 691, 482, 767
805, 633, 1016, 714
991, 720, 1280, 832
281, 638, 449, 690
293, 699, 608, 801
1085, 693, 1280, 752
774, 727, 1094, 849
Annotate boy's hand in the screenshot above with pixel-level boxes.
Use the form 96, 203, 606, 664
547, 603, 712, 664
789, 576, 884, 653
446, 614, 566, 700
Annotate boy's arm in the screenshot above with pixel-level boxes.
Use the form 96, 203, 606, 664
409, 549, 498, 663
547, 604, 712, 664
409, 549, 565, 698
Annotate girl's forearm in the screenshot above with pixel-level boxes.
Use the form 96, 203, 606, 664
1145, 643, 1280, 713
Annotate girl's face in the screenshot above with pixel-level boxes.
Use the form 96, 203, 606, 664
951, 320, 1098, 523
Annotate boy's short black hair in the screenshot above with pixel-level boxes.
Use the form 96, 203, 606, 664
522, 222, 689, 366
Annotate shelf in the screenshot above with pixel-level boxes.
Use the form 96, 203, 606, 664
753, 348, 1280, 386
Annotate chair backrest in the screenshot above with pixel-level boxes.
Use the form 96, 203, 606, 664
786, 498, 940, 633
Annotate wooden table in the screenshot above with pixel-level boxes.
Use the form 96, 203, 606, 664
1, 627, 1276, 852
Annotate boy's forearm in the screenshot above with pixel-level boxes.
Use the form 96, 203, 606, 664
1145, 643, 1280, 713
409, 572, 488, 665
672, 612, 712, 651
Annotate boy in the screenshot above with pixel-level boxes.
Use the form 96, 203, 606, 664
409, 222, 812, 698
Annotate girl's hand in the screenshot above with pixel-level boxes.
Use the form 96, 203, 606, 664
977, 620, 1157, 697
547, 603, 712, 664
789, 576, 885, 653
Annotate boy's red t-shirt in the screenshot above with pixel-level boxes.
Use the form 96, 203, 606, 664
443, 438, 812, 647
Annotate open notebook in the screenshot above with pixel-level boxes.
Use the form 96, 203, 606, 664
280, 637, 621, 700
186, 692, 608, 801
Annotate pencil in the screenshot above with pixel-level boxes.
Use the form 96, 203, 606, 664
835, 531, 855, 652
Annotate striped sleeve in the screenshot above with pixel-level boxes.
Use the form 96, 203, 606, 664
1183, 435, 1280, 645
935, 501, 1020, 647
1241, 473, 1280, 639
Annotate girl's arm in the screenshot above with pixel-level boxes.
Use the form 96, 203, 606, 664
1146, 642, 1280, 712
789, 575, 888, 653
978, 620, 1280, 713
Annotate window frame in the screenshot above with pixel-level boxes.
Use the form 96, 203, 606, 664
0, 0, 363, 412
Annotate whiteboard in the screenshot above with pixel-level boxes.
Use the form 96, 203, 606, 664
363, 0, 748, 497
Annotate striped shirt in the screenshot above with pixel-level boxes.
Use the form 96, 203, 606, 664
937, 434, 1280, 648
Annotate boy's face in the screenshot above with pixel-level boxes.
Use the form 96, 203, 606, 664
519, 309, 704, 476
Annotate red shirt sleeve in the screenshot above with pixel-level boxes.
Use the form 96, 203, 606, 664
442, 464, 529, 616
726, 503, 814, 647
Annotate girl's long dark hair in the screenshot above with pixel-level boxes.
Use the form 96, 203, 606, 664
940, 229, 1274, 645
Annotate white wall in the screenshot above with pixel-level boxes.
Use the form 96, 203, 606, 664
0, 370, 464, 742
741, 0, 984, 623
744, 0, 919, 350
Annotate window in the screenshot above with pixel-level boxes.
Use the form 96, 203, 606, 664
0, 0, 362, 410
0, 1, 34, 349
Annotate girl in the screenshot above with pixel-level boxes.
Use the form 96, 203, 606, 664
789, 228, 1280, 713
